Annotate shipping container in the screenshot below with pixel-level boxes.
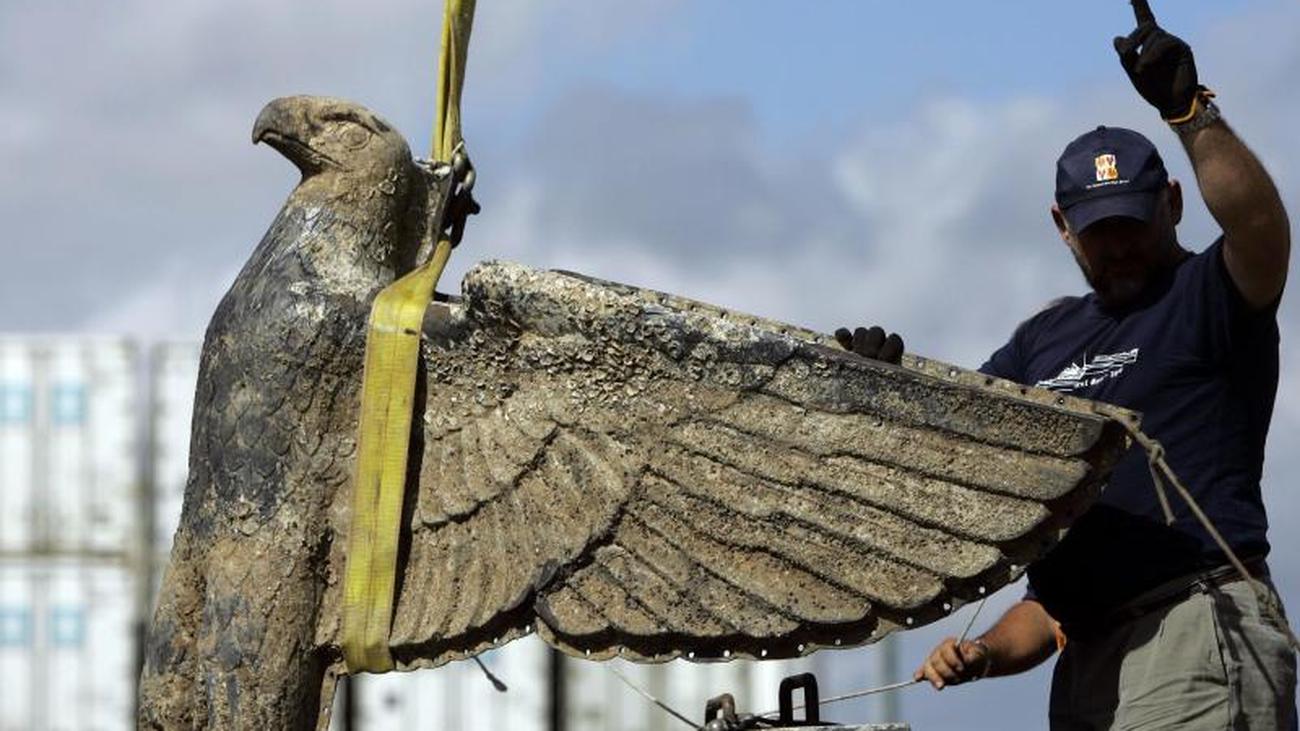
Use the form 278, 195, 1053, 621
46, 561, 137, 731
0, 337, 142, 731
0, 564, 35, 731
148, 343, 200, 562
0, 341, 36, 553
0, 337, 139, 558
0, 560, 138, 731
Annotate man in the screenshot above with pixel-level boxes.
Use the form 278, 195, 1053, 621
840, 2, 1296, 728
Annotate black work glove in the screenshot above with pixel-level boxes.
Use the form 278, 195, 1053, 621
834, 326, 904, 365
1113, 0, 1206, 121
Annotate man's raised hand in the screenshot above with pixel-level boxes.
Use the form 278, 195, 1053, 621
1112, 0, 1206, 122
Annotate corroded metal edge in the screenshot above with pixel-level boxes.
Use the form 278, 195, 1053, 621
549, 265, 1140, 428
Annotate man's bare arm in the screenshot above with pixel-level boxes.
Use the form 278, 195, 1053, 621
1180, 119, 1290, 308
914, 600, 1059, 689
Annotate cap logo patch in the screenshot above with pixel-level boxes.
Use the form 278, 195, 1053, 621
1094, 154, 1119, 182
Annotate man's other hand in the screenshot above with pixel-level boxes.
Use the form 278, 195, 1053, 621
1113, 0, 1204, 121
834, 326, 904, 365
914, 637, 992, 690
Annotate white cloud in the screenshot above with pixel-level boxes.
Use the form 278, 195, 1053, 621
79, 259, 240, 342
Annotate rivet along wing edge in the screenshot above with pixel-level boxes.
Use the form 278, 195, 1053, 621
373, 261, 1132, 670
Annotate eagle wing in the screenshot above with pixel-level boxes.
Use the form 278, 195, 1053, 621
386, 261, 1129, 669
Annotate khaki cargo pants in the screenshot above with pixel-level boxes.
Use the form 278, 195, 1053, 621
1049, 578, 1297, 730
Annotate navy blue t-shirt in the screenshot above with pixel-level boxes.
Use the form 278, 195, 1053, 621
981, 238, 1279, 629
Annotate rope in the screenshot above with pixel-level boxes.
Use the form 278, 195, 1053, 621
1095, 406, 1300, 653
1143, 441, 1176, 525
340, 0, 476, 673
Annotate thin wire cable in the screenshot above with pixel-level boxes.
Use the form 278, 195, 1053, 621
955, 597, 988, 645
608, 665, 698, 729
753, 600, 989, 720
605, 603, 998, 727
754, 678, 924, 719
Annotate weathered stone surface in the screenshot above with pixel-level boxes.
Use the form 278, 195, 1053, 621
138, 96, 433, 730
352, 262, 1133, 672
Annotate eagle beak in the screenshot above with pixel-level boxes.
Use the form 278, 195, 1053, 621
252, 97, 298, 146
252, 96, 340, 174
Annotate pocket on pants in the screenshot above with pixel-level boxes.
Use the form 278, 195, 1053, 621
1210, 580, 1298, 729
1206, 589, 1243, 725
1114, 593, 1232, 730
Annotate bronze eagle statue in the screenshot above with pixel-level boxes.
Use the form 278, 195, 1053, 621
139, 96, 1131, 730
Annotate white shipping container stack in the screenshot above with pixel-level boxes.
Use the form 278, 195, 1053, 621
0, 337, 141, 731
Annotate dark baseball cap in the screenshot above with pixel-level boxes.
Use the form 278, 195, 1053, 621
1055, 126, 1169, 233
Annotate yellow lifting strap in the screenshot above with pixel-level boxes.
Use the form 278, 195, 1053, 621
341, 0, 477, 674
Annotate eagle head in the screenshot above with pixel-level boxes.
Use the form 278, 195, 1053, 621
253, 95, 413, 193
252, 95, 430, 276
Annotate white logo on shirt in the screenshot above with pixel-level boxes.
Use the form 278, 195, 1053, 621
1036, 348, 1140, 392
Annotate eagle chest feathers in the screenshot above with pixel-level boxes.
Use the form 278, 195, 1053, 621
194, 242, 371, 537
141, 96, 434, 730
192, 134, 416, 538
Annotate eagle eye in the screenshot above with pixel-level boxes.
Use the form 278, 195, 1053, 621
340, 125, 371, 150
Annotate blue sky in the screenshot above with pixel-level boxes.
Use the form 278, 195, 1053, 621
2, 0, 1297, 727
454, 1, 1266, 150
579, 1, 1243, 136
